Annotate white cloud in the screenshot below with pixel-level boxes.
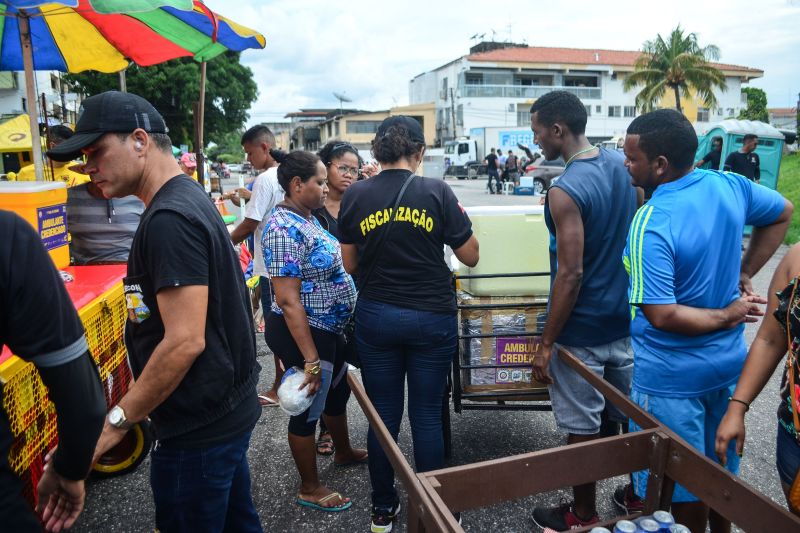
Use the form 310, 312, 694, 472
205, 0, 800, 126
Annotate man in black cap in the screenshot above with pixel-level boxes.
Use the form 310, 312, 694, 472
48, 91, 263, 532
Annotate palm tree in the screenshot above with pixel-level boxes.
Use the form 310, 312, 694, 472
624, 26, 727, 115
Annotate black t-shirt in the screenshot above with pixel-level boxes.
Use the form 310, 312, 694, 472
313, 205, 339, 238
0, 211, 105, 484
485, 153, 499, 171
700, 149, 721, 170
724, 151, 760, 180
125, 176, 260, 447
338, 169, 473, 314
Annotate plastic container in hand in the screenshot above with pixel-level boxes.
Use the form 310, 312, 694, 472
277, 367, 317, 416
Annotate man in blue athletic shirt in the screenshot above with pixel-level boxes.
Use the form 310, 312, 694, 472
622, 109, 793, 533
529, 91, 640, 531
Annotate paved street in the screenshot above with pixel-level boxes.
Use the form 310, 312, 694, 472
74, 178, 789, 532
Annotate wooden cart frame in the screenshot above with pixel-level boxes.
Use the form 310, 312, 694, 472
349, 347, 800, 533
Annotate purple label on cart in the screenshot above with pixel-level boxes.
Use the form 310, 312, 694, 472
37, 204, 67, 251
496, 336, 541, 366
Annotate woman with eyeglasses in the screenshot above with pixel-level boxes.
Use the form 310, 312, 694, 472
338, 116, 480, 532
311, 140, 362, 458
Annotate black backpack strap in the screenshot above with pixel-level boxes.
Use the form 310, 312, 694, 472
357, 173, 416, 291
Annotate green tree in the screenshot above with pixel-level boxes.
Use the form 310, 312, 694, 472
738, 87, 769, 122
624, 26, 727, 114
64, 51, 258, 148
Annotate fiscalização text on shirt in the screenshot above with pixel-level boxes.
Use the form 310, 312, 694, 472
359, 205, 434, 236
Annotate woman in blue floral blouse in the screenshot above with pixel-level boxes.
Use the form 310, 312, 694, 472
262, 150, 365, 513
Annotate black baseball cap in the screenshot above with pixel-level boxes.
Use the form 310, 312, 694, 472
376, 115, 425, 145
47, 91, 168, 162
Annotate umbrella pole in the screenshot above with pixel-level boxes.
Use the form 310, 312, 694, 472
196, 61, 207, 188
18, 13, 45, 182
119, 69, 127, 92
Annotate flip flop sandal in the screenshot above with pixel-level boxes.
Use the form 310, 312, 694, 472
333, 451, 368, 467
295, 492, 352, 513
257, 394, 279, 407
316, 433, 335, 456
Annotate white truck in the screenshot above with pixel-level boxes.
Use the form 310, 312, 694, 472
443, 126, 538, 179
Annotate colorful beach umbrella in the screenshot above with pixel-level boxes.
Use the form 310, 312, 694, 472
0, 1, 266, 72
0, 1, 265, 181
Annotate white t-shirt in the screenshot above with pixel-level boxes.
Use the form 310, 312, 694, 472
245, 166, 284, 276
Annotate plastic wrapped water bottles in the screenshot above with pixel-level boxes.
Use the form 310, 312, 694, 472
668, 525, 691, 533
652, 510, 675, 530
277, 367, 317, 416
637, 518, 659, 532
589, 528, 612, 533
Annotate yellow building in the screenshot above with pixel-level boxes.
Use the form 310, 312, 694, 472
318, 102, 437, 149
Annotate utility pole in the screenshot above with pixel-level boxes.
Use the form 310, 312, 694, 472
450, 87, 457, 139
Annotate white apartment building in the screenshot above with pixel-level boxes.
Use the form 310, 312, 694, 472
409, 43, 763, 144
0, 70, 78, 124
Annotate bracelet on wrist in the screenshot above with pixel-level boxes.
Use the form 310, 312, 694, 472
728, 397, 750, 411
304, 359, 320, 366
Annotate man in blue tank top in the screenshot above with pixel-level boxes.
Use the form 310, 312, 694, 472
622, 109, 792, 533
529, 91, 640, 531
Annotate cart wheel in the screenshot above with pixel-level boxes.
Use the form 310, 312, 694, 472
442, 381, 452, 460
92, 420, 152, 478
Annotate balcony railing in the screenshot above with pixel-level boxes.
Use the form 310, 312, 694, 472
460, 85, 602, 99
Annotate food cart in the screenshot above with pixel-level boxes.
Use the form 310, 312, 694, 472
0, 182, 148, 510
445, 205, 552, 456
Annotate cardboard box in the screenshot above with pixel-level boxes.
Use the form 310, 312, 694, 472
458, 293, 550, 395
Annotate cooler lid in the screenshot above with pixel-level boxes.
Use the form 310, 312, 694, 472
465, 205, 545, 216
0, 181, 66, 193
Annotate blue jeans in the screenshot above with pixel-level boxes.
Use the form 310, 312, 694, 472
150, 431, 262, 533
355, 298, 456, 508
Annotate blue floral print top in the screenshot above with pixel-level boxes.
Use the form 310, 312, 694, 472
262, 206, 356, 334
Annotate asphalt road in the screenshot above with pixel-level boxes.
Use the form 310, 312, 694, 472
73, 177, 790, 532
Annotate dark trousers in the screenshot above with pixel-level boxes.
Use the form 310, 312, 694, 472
150, 431, 262, 533
487, 170, 501, 193
355, 298, 456, 508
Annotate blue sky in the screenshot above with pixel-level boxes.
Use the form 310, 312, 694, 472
205, 0, 800, 125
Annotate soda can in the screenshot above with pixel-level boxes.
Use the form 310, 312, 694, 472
653, 510, 675, 529
589, 528, 612, 533
638, 518, 660, 532
669, 525, 691, 533
613, 520, 638, 533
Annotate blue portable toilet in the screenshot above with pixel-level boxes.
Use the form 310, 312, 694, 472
696, 120, 786, 190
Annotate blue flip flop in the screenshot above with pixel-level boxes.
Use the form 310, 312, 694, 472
296, 492, 352, 512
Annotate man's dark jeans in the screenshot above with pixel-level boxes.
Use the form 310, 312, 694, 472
355, 298, 456, 508
150, 431, 262, 532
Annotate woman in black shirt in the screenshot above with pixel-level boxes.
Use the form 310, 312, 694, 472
338, 116, 479, 532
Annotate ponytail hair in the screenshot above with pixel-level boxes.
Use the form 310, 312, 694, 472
274, 150, 321, 194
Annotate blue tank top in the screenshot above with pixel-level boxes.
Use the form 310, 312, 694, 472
544, 148, 638, 347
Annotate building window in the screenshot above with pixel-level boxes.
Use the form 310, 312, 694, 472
456, 104, 463, 126
623, 106, 636, 118
697, 107, 710, 122
335, 122, 340, 136
596, 105, 602, 114
21, 97, 27, 112
345, 120, 382, 134
585, 105, 592, 117
608, 106, 621, 118
465, 73, 483, 85
717, 108, 723, 116
727, 108, 735, 117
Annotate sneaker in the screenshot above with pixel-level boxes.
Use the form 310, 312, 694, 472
371, 502, 401, 533
531, 501, 599, 531
613, 484, 644, 514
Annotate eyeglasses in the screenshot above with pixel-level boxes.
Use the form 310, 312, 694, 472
335, 165, 359, 177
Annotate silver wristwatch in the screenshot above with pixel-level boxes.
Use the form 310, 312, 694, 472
108, 405, 133, 430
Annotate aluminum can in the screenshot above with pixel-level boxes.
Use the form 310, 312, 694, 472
638, 518, 660, 532
613, 521, 638, 533
653, 510, 675, 530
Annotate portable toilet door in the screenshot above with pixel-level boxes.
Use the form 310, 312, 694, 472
697, 119, 786, 190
